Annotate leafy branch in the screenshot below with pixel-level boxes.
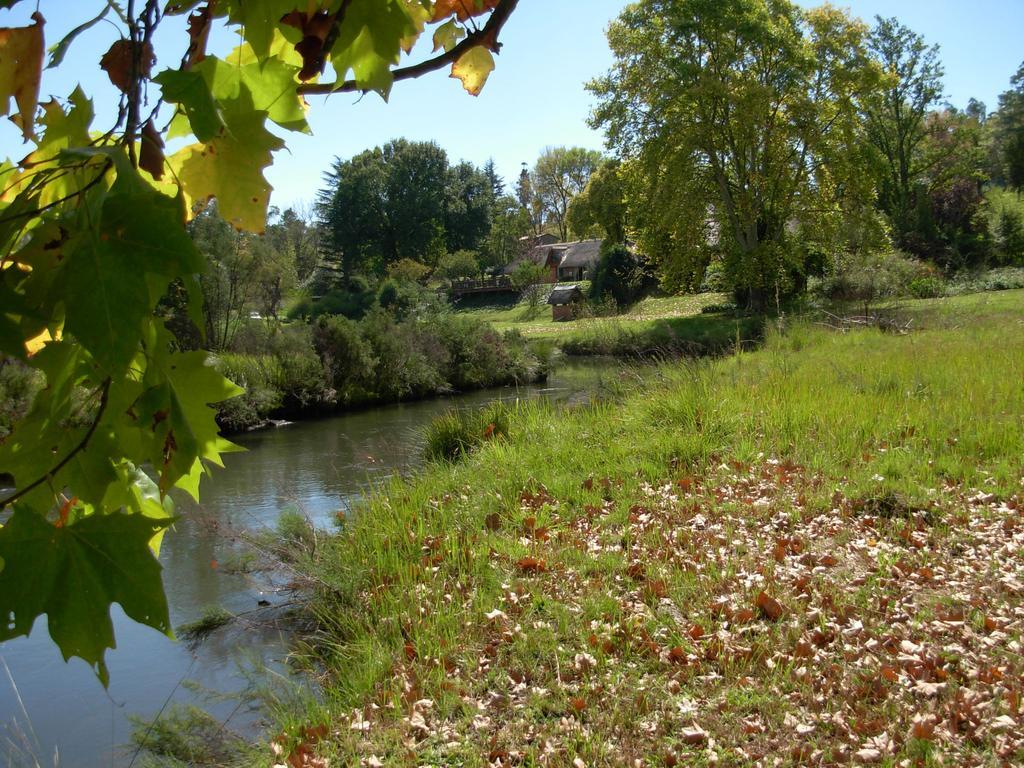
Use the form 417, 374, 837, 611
298, 0, 520, 96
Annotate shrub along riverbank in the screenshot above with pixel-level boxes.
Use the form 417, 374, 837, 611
253, 290, 1023, 766
213, 310, 552, 433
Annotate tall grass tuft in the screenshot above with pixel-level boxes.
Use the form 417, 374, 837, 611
422, 401, 513, 463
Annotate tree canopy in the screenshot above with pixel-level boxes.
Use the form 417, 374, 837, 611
590, 0, 880, 306
318, 139, 492, 280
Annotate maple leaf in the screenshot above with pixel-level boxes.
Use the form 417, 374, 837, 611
154, 69, 225, 142
63, 153, 203, 374
328, 0, 419, 98
431, 0, 499, 23
139, 119, 166, 180
432, 18, 465, 52
0, 12, 44, 139
170, 88, 284, 232
755, 590, 784, 621
194, 53, 309, 133
99, 39, 155, 93
451, 44, 494, 96
0, 507, 173, 686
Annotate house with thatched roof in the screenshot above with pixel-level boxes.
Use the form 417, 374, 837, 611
556, 240, 602, 282
547, 284, 585, 321
502, 239, 603, 284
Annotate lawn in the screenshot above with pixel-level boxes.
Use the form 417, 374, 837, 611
454, 290, 733, 343
254, 290, 1024, 767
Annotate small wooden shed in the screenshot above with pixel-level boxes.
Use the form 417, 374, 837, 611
547, 284, 584, 321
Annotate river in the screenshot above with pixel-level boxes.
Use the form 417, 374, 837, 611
0, 359, 620, 768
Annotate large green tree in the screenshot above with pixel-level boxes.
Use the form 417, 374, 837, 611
995, 62, 1024, 193
861, 16, 946, 250
566, 159, 627, 243
319, 140, 492, 278
532, 146, 603, 241
590, 0, 879, 306
0, 0, 519, 682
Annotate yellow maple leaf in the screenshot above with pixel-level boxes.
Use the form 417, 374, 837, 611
0, 13, 45, 140
450, 45, 494, 96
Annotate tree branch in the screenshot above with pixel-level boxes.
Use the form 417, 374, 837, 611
297, 0, 519, 96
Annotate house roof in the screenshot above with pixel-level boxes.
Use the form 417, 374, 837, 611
557, 239, 602, 269
547, 284, 584, 305
502, 243, 568, 274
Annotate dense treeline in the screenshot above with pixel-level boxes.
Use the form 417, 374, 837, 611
588, 0, 1024, 307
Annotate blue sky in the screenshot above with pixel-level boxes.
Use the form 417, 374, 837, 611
1, 1, 1021, 210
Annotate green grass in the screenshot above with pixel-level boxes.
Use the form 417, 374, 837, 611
456, 291, 741, 355
267, 289, 1024, 767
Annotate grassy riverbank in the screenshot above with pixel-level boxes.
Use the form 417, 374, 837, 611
264, 290, 1024, 766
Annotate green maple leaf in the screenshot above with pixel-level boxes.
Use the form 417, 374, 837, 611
171, 90, 284, 233
133, 343, 243, 493
195, 54, 308, 133
153, 69, 225, 142
0, 507, 174, 686
62, 160, 203, 374
329, 0, 418, 98
432, 18, 465, 53
223, 0, 303, 60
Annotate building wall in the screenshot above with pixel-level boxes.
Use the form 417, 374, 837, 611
552, 303, 574, 321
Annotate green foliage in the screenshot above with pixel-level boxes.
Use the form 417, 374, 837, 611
311, 315, 376, 403
813, 249, 935, 307
387, 257, 431, 283
532, 146, 603, 242
0, 508, 174, 685
588, 245, 650, 307
318, 140, 491, 279
591, 0, 881, 307
437, 249, 480, 280
176, 606, 235, 647
992, 62, 1024, 192
863, 15, 945, 248
947, 266, 1024, 295
423, 401, 511, 463
130, 703, 244, 766
566, 159, 626, 243
988, 188, 1024, 265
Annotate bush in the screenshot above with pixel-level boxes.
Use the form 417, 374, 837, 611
814, 249, 933, 308
214, 353, 284, 431
589, 245, 652, 307
214, 335, 329, 430
312, 315, 376, 404
437, 250, 480, 281
360, 310, 448, 400
387, 258, 431, 283
908, 274, 946, 299
947, 266, 1024, 295
995, 206, 1024, 266
699, 258, 729, 293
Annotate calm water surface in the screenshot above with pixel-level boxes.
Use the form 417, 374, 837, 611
0, 359, 620, 768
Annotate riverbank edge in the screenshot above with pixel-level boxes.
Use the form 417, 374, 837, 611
217, 310, 767, 436
244, 289, 1024, 766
